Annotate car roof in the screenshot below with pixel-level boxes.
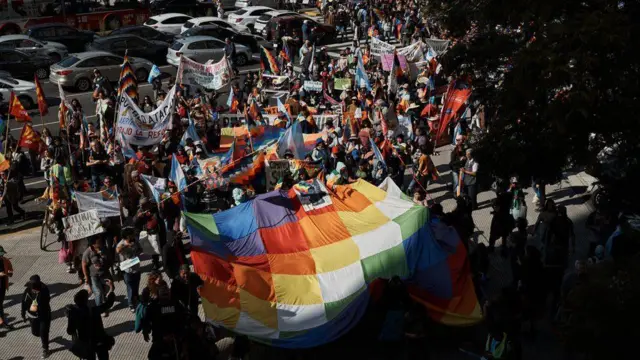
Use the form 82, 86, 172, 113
238, 6, 273, 12
0, 34, 33, 41
272, 15, 311, 23
112, 25, 148, 32
149, 13, 191, 21
96, 34, 144, 42
177, 36, 224, 44
192, 24, 237, 33
189, 17, 224, 23
72, 51, 122, 59
263, 10, 296, 16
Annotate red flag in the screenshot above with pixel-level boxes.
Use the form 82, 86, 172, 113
34, 74, 48, 116
18, 123, 42, 151
9, 92, 32, 122
59, 100, 68, 129
436, 84, 472, 143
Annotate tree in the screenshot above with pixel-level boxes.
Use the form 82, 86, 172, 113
426, 0, 640, 204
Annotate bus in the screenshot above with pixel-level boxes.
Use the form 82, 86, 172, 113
0, 0, 151, 35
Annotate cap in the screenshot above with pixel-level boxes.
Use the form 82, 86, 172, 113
315, 138, 324, 145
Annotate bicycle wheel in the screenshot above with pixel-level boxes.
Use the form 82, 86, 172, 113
40, 208, 50, 251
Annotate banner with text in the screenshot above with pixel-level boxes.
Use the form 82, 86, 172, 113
62, 210, 105, 242
370, 37, 426, 62
116, 85, 176, 146
74, 190, 121, 218
424, 38, 451, 55
178, 56, 232, 90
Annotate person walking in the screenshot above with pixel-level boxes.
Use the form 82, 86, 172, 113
21, 275, 51, 359
116, 229, 142, 312
462, 148, 479, 209
66, 280, 116, 360
0, 246, 14, 327
142, 280, 186, 360
82, 237, 112, 317
171, 264, 204, 317
224, 38, 237, 76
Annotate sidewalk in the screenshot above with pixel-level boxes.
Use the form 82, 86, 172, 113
0, 146, 594, 359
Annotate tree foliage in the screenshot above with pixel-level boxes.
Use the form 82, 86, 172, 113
428, 0, 640, 201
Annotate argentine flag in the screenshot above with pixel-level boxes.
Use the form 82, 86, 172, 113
370, 138, 387, 167
170, 155, 187, 191
356, 53, 371, 91
277, 96, 291, 126
276, 121, 305, 159
147, 64, 161, 83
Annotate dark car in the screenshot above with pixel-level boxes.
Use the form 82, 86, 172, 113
109, 25, 175, 43
0, 48, 53, 79
177, 24, 267, 53
150, 0, 215, 17
25, 23, 95, 53
86, 34, 170, 65
265, 16, 335, 45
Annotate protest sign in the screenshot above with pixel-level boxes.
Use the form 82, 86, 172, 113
370, 37, 395, 57
397, 41, 425, 62
178, 56, 232, 90
120, 257, 141, 271
62, 210, 105, 242
424, 38, 451, 55
74, 190, 121, 218
304, 81, 323, 92
381, 54, 409, 71
334, 78, 352, 90
116, 85, 176, 146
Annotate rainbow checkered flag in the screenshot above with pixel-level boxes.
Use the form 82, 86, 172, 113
118, 55, 138, 102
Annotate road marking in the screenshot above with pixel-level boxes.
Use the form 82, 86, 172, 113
26, 179, 46, 186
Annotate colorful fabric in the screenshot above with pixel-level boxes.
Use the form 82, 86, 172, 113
118, 56, 138, 102
187, 178, 480, 348
9, 92, 31, 122
260, 46, 280, 75
34, 75, 48, 116
18, 123, 41, 151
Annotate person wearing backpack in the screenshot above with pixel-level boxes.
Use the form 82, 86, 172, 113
21, 275, 51, 359
66, 280, 116, 360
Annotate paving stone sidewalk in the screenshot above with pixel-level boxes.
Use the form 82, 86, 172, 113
0, 145, 596, 359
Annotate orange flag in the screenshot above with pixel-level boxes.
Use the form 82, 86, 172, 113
34, 74, 48, 116
18, 123, 42, 151
9, 92, 32, 122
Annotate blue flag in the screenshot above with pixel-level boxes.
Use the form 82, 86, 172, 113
170, 155, 187, 191
370, 138, 386, 167
276, 121, 305, 159
140, 174, 166, 203
147, 64, 161, 83
226, 86, 235, 108
356, 53, 372, 91
277, 97, 291, 126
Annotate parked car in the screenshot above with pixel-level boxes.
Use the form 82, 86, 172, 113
144, 13, 193, 35
49, 52, 153, 92
0, 34, 68, 63
265, 15, 335, 44
0, 48, 54, 80
150, 0, 230, 15
24, 23, 95, 53
254, 10, 298, 36
167, 36, 252, 67
109, 25, 175, 43
0, 76, 37, 110
177, 24, 269, 53
181, 17, 249, 35
227, 6, 274, 33
235, 0, 279, 9
86, 34, 170, 65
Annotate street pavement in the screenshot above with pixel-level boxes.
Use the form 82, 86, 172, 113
0, 144, 597, 359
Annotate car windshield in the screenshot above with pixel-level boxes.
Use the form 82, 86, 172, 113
171, 42, 183, 51
0, 77, 19, 85
183, 21, 195, 29
181, 28, 200, 37
145, 19, 158, 25
58, 56, 80, 67
234, 10, 247, 15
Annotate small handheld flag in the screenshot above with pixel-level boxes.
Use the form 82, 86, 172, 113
34, 75, 48, 116
147, 64, 161, 83
9, 92, 32, 122
118, 55, 138, 102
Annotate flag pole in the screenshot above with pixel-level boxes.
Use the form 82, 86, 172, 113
3, 113, 10, 158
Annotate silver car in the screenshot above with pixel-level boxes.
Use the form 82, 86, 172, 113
0, 76, 37, 109
0, 34, 68, 63
167, 36, 252, 67
49, 52, 153, 92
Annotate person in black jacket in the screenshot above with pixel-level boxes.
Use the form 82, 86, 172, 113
171, 264, 203, 317
66, 280, 116, 360
143, 280, 186, 360
21, 275, 51, 359
161, 232, 188, 280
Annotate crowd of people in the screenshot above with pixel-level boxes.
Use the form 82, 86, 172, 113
0, 0, 627, 359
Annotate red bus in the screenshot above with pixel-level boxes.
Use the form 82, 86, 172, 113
0, 0, 151, 35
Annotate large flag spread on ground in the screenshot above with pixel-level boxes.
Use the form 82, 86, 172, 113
17, 123, 41, 151
118, 55, 138, 102
170, 155, 187, 191
147, 64, 161, 83
356, 53, 372, 91
34, 75, 48, 116
186, 178, 481, 348
436, 84, 472, 143
9, 92, 31, 122
276, 120, 305, 159
260, 46, 279, 75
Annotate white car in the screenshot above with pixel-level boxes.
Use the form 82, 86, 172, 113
144, 13, 193, 35
181, 17, 249, 35
0, 76, 37, 110
254, 10, 298, 36
0, 34, 68, 63
227, 6, 274, 33
167, 36, 252, 67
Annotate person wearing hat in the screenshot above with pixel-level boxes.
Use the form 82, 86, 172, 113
171, 264, 204, 317
312, 138, 328, 164
21, 275, 52, 358
0, 245, 13, 327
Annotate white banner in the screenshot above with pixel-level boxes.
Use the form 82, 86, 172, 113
370, 37, 395, 57
62, 210, 105, 242
178, 56, 232, 90
303, 81, 323, 92
424, 38, 451, 55
370, 37, 426, 62
116, 85, 176, 146
74, 190, 121, 218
